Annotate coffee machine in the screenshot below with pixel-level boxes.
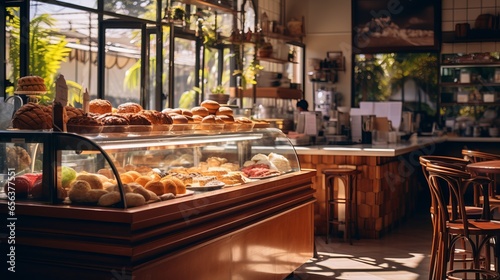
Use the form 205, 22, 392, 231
351, 115, 375, 144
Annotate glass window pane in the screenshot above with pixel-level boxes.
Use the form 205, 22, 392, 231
103, 0, 156, 20
173, 38, 196, 108
353, 52, 438, 117
29, 2, 98, 105
5, 7, 20, 95
104, 28, 142, 107
55, 0, 97, 9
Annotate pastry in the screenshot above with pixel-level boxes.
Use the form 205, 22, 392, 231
191, 106, 209, 117
170, 177, 186, 194
12, 102, 52, 130
119, 173, 135, 184
6, 145, 31, 171
181, 109, 193, 117
122, 113, 152, 133
268, 153, 292, 173
125, 192, 146, 207
84, 189, 108, 203
235, 117, 254, 131
162, 179, 177, 195
117, 102, 143, 114
89, 99, 112, 114
97, 113, 129, 133
125, 170, 142, 181
145, 181, 165, 195
65, 106, 84, 119
162, 108, 182, 115
200, 100, 220, 114
68, 180, 92, 202
133, 186, 151, 201
135, 175, 152, 187
97, 191, 121, 206
76, 173, 104, 189
16, 76, 47, 92
66, 114, 103, 134
216, 106, 233, 116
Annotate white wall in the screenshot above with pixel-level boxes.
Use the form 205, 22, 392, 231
287, 0, 353, 108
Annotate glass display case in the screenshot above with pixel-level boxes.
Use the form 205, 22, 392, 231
0, 128, 300, 209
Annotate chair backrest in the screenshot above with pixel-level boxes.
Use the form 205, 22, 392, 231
425, 161, 473, 236
462, 149, 500, 163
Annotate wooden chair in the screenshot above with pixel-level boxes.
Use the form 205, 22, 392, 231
462, 149, 500, 211
424, 160, 500, 279
420, 156, 483, 279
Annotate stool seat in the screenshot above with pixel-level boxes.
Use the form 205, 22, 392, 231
322, 167, 361, 245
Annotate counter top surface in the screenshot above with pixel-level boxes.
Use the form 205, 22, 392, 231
293, 136, 446, 157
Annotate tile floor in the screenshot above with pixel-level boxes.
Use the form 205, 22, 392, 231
289, 211, 433, 280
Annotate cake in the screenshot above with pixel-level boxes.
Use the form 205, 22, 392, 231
16, 76, 47, 92
12, 102, 53, 130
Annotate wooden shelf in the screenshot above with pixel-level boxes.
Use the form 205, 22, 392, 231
231, 87, 303, 99
262, 31, 303, 44
441, 102, 500, 106
442, 30, 500, 43
440, 82, 500, 87
257, 56, 297, 64
183, 0, 236, 14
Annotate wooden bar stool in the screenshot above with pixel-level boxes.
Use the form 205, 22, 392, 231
323, 167, 361, 245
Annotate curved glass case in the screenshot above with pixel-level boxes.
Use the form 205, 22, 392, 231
0, 128, 299, 209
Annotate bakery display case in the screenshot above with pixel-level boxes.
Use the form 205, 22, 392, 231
0, 128, 315, 279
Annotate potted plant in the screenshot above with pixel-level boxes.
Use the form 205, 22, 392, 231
208, 85, 230, 104
170, 6, 187, 27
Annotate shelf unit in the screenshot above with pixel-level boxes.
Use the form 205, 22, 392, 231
439, 53, 500, 123
442, 31, 500, 43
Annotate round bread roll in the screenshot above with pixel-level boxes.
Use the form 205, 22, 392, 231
119, 173, 135, 184
125, 192, 146, 207
217, 115, 235, 123
84, 189, 108, 203
214, 116, 225, 125
89, 99, 112, 115
133, 186, 151, 201
171, 114, 188, 124
160, 193, 176, 201
117, 102, 143, 114
192, 115, 203, 123
6, 145, 31, 171
147, 190, 161, 202
216, 106, 233, 116
162, 179, 177, 195
169, 177, 186, 194
98, 191, 121, 206
162, 108, 182, 115
145, 181, 165, 196
124, 164, 137, 172
97, 113, 130, 133
125, 170, 142, 181
180, 109, 193, 117
200, 100, 220, 114
12, 102, 53, 130
76, 174, 104, 190
191, 106, 209, 117
98, 168, 114, 179
135, 175, 152, 187
201, 115, 216, 124
68, 180, 92, 202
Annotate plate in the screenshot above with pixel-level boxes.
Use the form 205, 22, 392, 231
186, 184, 225, 191
176, 190, 195, 197
14, 91, 47, 96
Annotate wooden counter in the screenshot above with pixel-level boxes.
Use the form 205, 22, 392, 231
295, 136, 445, 239
0, 170, 315, 280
